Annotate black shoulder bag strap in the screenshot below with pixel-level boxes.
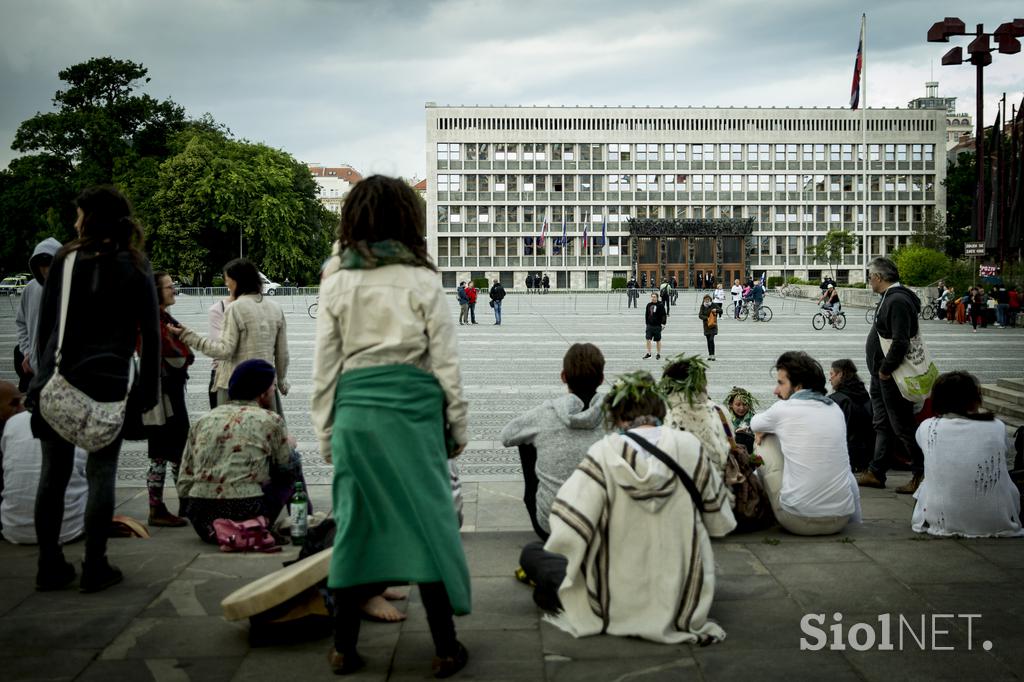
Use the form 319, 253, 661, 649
621, 432, 705, 514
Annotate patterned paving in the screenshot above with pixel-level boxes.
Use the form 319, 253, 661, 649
2, 289, 1021, 486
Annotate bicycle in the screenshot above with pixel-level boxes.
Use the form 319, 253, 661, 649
865, 304, 878, 324
307, 298, 319, 319
919, 297, 937, 321
738, 300, 773, 322
813, 308, 847, 330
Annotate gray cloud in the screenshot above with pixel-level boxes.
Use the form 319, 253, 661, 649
1, 0, 1022, 177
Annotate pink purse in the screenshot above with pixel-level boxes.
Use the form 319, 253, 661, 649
212, 516, 281, 553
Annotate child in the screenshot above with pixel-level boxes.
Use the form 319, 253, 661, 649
723, 387, 758, 452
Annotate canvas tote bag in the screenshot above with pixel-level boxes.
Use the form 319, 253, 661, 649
877, 333, 938, 403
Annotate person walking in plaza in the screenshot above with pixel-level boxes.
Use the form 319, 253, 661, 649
751, 352, 861, 535
14, 238, 61, 394
969, 287, 986, 332
465, 282, 478, 324
626, 275, 639, 308
750, 279, 765, 321
910, 371, 1022, 538
312, 175, 470, 677
994, 285, 1010, 328
698, 295, 719, 361
670, 275, 679, 304
489, 279, 506, 325
696, 271, 704, 291
205, 291, 234, 408
30, 186, 160, 593
712, 283, 726, 316
1008, 286, 1020, 327
643, 292, 667, 360
145, 272, 193, 528
856, 257, 925, 494
542, 273, 550, 293
456, 281, 469, 325
172, 258, 289, 415
730, 279, 743, 319
524, 274, 533, 294
828, 359, 873, 472
660, 279, 672, 316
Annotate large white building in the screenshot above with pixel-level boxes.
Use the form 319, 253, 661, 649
425, 105, 946, 289
906, 82, 973, 151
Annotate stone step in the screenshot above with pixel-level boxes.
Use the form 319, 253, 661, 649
981, 396, 1024, 422
981, 384, 1024, 406
996, 377, 1024, 392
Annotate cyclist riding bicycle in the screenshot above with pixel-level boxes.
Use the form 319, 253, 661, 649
817, 283, 842, 323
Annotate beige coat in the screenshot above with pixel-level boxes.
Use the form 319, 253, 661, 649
311, 256, 467, 462
180, 294, 290, 394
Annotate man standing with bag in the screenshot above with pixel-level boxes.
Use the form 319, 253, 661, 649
857, 257, 925, 494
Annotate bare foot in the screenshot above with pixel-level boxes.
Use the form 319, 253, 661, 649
381, 587, 407, 601
360, 595, 407, 622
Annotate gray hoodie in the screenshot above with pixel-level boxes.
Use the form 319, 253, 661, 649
16, 238, 62, 370
501, 393, 604, 533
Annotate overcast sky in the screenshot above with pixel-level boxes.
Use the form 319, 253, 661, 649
1, 0, 1022, 179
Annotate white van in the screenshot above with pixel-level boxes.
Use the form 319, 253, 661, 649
259, 272, 280, 296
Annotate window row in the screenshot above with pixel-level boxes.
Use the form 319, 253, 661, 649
435, 115, 936, 134
436, 173, 937, 194
436, 142, 936, 163
436, 204, 935, 224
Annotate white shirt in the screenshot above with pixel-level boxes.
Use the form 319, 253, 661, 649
750, 398, 858, 518
731, 285, 743, 302
713, 289, 726, 304
1, 412, 87, 544
912, 417, 1023, 538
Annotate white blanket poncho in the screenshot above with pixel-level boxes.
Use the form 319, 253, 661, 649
544, 427, 737, 644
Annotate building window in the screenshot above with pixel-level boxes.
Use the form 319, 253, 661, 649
814, 144, 825, 161
692, 144, 704, 162
884, 144, 895, 161
437, 143, 459, 161
802, 144, 814, 161
830, 145, 841, 162
912, 144, 922, 162
775, 144, 786, 162
842, 144, 853, 161
896, 144, 908, 161
924, 145, 934, 162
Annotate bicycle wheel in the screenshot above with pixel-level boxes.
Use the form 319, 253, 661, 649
307, 302, 318, 319
865, 308, 875, 324
812, 313, 826, 330
759, 305, 773, 322
921, 304, 935, 320
738, 305, 749, 321
834, 313, 847, 330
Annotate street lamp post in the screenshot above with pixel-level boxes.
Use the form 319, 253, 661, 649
928, 17, 1024, 246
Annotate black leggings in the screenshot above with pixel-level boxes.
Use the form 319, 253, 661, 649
334, 582, 457, 656
706, 334, 716, 356
36, 436, 122, 568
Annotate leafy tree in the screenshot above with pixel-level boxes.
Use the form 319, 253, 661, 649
0, 155, 77, 274
812, 229, 857, 279
890, 245, 950, 286
942, 152, 976, 259
147, 127, 335, 285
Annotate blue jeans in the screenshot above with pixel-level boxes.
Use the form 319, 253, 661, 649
996, 303, 1009, 326
493, 300, 502, 324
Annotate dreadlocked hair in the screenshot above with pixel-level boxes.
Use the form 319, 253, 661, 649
338, 175, 436, 271
723, 386, 759, 413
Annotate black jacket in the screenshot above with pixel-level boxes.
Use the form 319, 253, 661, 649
865, 284, 920, 376
28, 245, 161, 439
645, 301, 667, 326
698, 303, 718, 336
489, 283, 506, 301
831, 379, 873, 470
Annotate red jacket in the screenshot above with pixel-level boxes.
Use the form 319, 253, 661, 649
466, 287, 478, 304
1009, 290, 1020, 309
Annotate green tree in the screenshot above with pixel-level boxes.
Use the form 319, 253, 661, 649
890, 245, 950, 286
812, 229, 857, 279
942, 153, 976, 259
0, 155, 77, 274
147, 127, 335, 285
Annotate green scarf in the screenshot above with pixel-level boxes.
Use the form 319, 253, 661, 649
338, 240, 423, 270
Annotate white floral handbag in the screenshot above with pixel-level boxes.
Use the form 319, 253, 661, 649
39, 251, 130, 452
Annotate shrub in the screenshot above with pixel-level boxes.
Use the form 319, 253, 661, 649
767, 276, 785, 288
611, 276, 627, 290
890, 245, 950, 286
472, 277, 489, 289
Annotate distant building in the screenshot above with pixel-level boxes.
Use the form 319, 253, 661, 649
412, 178, 427, 200
907, 82, 973, 151
307, 164, 363, 214
425, 104, 946, 288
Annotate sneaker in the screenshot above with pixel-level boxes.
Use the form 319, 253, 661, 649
80, 560, 123, 594
432, 641, 469, 679
149, 503, 188, 528
643, 353, 652, 359
35, 559, 76, 592
709, 355, 716, 361
895, 475, 923, 495
655, 354, 661, 360
328, 648, 366, 675
855, 470, 885, 489
972, 328, 977, 333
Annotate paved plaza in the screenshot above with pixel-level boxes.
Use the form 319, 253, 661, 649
0, 290, 1022, 681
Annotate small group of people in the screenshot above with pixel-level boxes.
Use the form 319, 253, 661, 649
456, 280, 506, 326
940, 283, 1020, 331
525, 272, 549, 293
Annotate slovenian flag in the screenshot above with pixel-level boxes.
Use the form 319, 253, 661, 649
538, 219, 548, 247
760, 272, 767, 287
850, 15, 864, 110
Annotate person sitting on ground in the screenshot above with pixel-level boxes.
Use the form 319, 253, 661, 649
911, 371, 1022, 538
723, 387, 758, 453
500, 343, 605, 540
661, 355, 732, 482
828, 359, 873, 472
177, 360, 303, 544
1, 381, 87, 544
751, 352, 861, 536
519, 371, 736, 644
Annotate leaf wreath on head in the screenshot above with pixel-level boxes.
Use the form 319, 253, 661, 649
723, 386, 760, 412
603, 371, 664, 428
658, 354, 709, 407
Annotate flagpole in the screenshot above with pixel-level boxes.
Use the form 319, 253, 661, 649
861, 14, 869, 276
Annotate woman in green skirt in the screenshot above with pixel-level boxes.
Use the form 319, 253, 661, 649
312, 175, 471, 677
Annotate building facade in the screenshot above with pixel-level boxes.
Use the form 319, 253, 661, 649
307, 164, 363, 214
906, 81, 973, 151
425, 105, 947, 289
